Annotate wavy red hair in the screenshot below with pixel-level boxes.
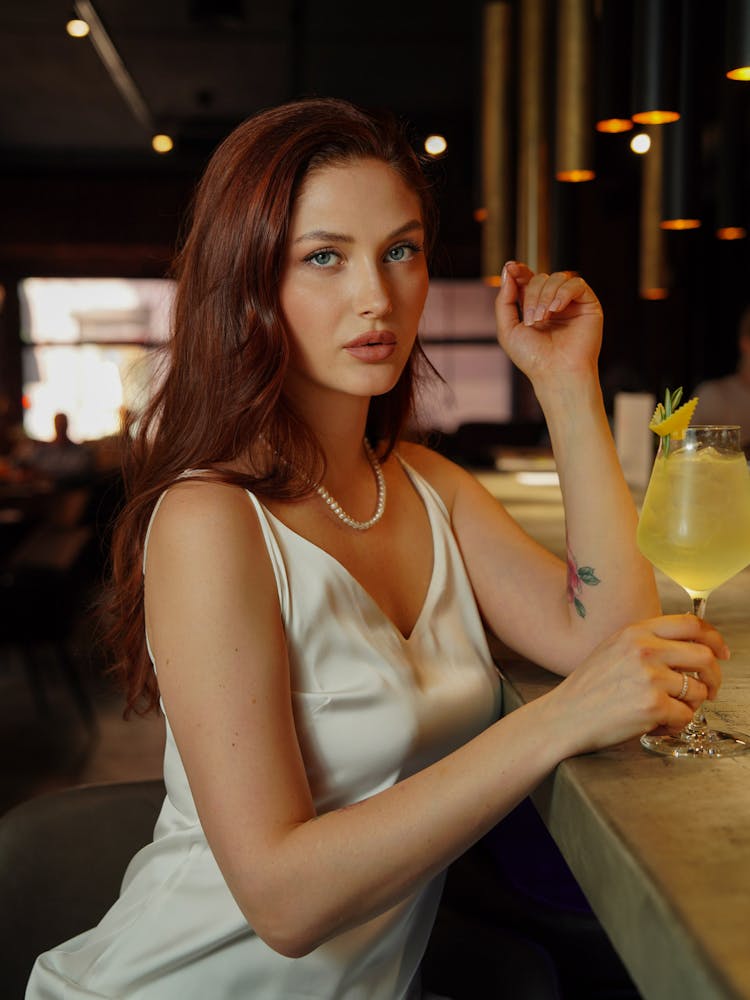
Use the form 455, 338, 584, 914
102, 97, 439, 715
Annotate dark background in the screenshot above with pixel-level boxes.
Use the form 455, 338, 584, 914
0, 0, 748, 416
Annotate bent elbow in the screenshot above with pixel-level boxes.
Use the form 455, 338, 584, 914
242, 898, 329, 959
253, 919, 325, 959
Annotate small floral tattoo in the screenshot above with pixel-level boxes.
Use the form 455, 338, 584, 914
566, 541, 601, 619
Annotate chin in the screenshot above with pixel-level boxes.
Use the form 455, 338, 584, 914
352, 368, 404, 398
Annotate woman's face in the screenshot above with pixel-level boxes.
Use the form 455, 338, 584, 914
279, 157, 429, 411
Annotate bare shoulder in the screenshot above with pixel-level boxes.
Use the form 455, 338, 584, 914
145, 477, 272, 584
396, 440, 477, 513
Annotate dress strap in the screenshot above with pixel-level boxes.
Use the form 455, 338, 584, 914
395, 453, 451, 522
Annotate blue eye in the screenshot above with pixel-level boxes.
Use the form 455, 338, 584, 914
305, 250, 339, 267
386, 242, 422, 262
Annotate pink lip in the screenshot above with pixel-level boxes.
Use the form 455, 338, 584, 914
343, 330, 397, 362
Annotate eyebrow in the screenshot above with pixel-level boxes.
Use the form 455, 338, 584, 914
293, 219, 424, 245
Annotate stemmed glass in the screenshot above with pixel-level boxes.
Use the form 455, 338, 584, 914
636, 425, 750, 756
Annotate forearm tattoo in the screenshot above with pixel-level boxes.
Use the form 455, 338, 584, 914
566, 538, 601, 619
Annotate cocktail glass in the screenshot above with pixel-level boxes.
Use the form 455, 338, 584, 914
637, 425, 750, 756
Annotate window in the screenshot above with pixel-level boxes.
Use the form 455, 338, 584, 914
19, 277, 174, 443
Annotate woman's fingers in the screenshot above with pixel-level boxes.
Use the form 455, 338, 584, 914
645, 615, 727, 701
520, 272, 586, 326
496, 261, 531, 338
656, 697, 702, 733
649, 613, 730, 659
667, 670, 708, 710
498, 262, 602, 342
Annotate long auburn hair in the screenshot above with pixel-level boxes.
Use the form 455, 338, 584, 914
103, 97, 439, 715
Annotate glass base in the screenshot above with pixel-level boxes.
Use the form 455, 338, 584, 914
641, 727, 750, 758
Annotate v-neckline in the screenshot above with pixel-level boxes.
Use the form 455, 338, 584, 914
256, 463, 439, 644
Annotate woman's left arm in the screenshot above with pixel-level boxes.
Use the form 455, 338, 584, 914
426, 261, 659, 674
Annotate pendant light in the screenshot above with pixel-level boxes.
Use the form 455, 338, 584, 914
480, 2, 514, 284
725, 0, 750, 79
661, 0, 701, 230
517, 0, 551, 272
556, 0, 595, 181
632, 0, 681, 125
595, 0, 634, 133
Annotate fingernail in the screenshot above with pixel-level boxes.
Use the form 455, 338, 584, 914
549, 297, 562, 313
524, 307, 535, 326
501, 263, 508, 285
722, 644, 731, 660
534, 305, 546, 322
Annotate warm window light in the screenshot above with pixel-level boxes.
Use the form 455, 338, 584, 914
630, 132, 651, 154
151, 133, 174, 154
66, 17, 90, 38
717, 226, 748, 239
596, 118, 634, 133
727, 66, 750, 80
660, 218, 701, 230
642, 288, 669, 300
556, 169, 596, 182
483, 275, 502, 287
424, 134, 447, 157
474, 208, 489, 223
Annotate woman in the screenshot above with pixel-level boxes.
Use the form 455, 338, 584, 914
27, 97, 725, 999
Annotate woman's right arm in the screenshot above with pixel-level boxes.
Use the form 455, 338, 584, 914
145, 481, 724, 958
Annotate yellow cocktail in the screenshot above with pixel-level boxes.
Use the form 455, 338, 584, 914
637, 425, 750, 757
637, 446, 750, 597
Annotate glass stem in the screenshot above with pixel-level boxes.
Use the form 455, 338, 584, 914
687, 595, 709, 732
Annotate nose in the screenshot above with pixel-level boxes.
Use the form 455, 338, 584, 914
353, 261, 392, 319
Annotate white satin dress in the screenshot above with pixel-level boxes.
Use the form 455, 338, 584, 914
27, 461, 502, 999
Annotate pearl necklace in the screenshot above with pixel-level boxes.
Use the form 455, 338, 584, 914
315, 438, 386, 531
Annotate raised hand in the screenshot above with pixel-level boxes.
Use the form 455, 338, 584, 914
494, 260, 604, 386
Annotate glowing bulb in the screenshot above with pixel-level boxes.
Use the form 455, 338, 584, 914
424, 134, 447, 157
717, 227, 747, 240
660, 219, 701, 230
727, 66, 750, 80
596, 118, 633, 133
630, 132, 651, 154
556, 169, 596, 182
151, 133, 174, 154
66, 18, 90, 38
632, 110, 680, 124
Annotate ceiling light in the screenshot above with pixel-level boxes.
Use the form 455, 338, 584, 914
66, 17, 90, 38
595, 1, 634, 135
660, 218, 701, 230
596, 118, 634, 134
725, 0, 750, 79
660, 1, 702, 232
151, 133, 174, 154
555, 0, 595, 183
631, 0, 681, 125
424, 134, 447, 157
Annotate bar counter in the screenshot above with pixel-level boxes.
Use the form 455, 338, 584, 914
475, 466, 750, 1000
